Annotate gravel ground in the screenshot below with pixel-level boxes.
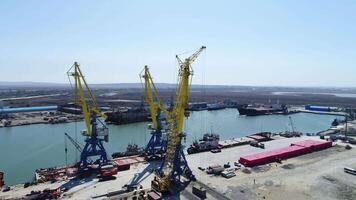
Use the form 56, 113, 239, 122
188, 141, 356, 200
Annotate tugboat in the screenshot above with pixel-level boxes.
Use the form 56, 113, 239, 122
187, 133, 220, 154
111, 144, 144, 159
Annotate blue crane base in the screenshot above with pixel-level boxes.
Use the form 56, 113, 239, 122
79, 135, 108, 169
145, 130, 166, 158
78, 112, 109, 170
159, 143, 195, 185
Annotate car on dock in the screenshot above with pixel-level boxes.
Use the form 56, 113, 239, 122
234, 161, 242, 167
211, 148, 221, 153
250, 141, 265, 149
221, 169, 236, 178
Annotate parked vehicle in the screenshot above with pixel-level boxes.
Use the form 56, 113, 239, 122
99, 164, 118, 178
211, 148, 221, 153
221, 170, 236, 178
250, 141, 265, 149
234, 162, 242, 167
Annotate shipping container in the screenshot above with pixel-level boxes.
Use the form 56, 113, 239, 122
117, 164, 130, 171
291, 140, 332, 151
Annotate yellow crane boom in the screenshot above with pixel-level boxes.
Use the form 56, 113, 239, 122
141, 65, 169, 129
141, 65, 170, 158
68, 62, 107, 136
152, 46, 206, 193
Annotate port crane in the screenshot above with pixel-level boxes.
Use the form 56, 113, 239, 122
67, 62, 109, 169
141, 65, 169, 159
152, 46, 206, 193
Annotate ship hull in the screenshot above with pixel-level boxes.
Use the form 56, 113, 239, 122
238, 105, 287, 116
105, 109, 149, 125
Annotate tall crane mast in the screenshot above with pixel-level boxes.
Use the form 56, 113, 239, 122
67, 62, 109, 169
141, 65, 169, 159
289, 116, 296, 133
152, 46, 206, 193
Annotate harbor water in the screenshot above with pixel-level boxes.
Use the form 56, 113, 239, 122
0, 109, 343, 185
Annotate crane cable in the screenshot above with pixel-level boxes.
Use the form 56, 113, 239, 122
67, 63, 79, 162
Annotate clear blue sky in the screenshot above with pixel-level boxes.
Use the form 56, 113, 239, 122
1, 0, 355, 87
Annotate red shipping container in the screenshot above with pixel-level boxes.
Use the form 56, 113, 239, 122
239, 149, 282, 167
113, 160, 131, 171
117, 164, 130, 171
283, 145, 309, 158
238, 141, 323, 167
291, 140, 332, 151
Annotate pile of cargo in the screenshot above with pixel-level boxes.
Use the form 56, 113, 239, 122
239, 140, 332, 167
35, 166, 77, 183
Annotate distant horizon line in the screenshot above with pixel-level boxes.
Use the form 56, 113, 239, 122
0, 81, 355, 89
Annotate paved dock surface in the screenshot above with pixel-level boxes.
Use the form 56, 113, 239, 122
1, 136, 355, 200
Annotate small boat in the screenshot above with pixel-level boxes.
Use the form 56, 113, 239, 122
187, 133, 220, 154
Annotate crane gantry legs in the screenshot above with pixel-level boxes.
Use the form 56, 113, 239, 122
80, 113, 108, 168
145, 126, 167, 160
161, 133, 194, 184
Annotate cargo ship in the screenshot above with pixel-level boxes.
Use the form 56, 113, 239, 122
187, 133, 220, 154
207, 103, 226, 111
105, 107, 149, 125
111, 144, 144, 159
188, 102, 208, 111
237, 104, 287, 116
